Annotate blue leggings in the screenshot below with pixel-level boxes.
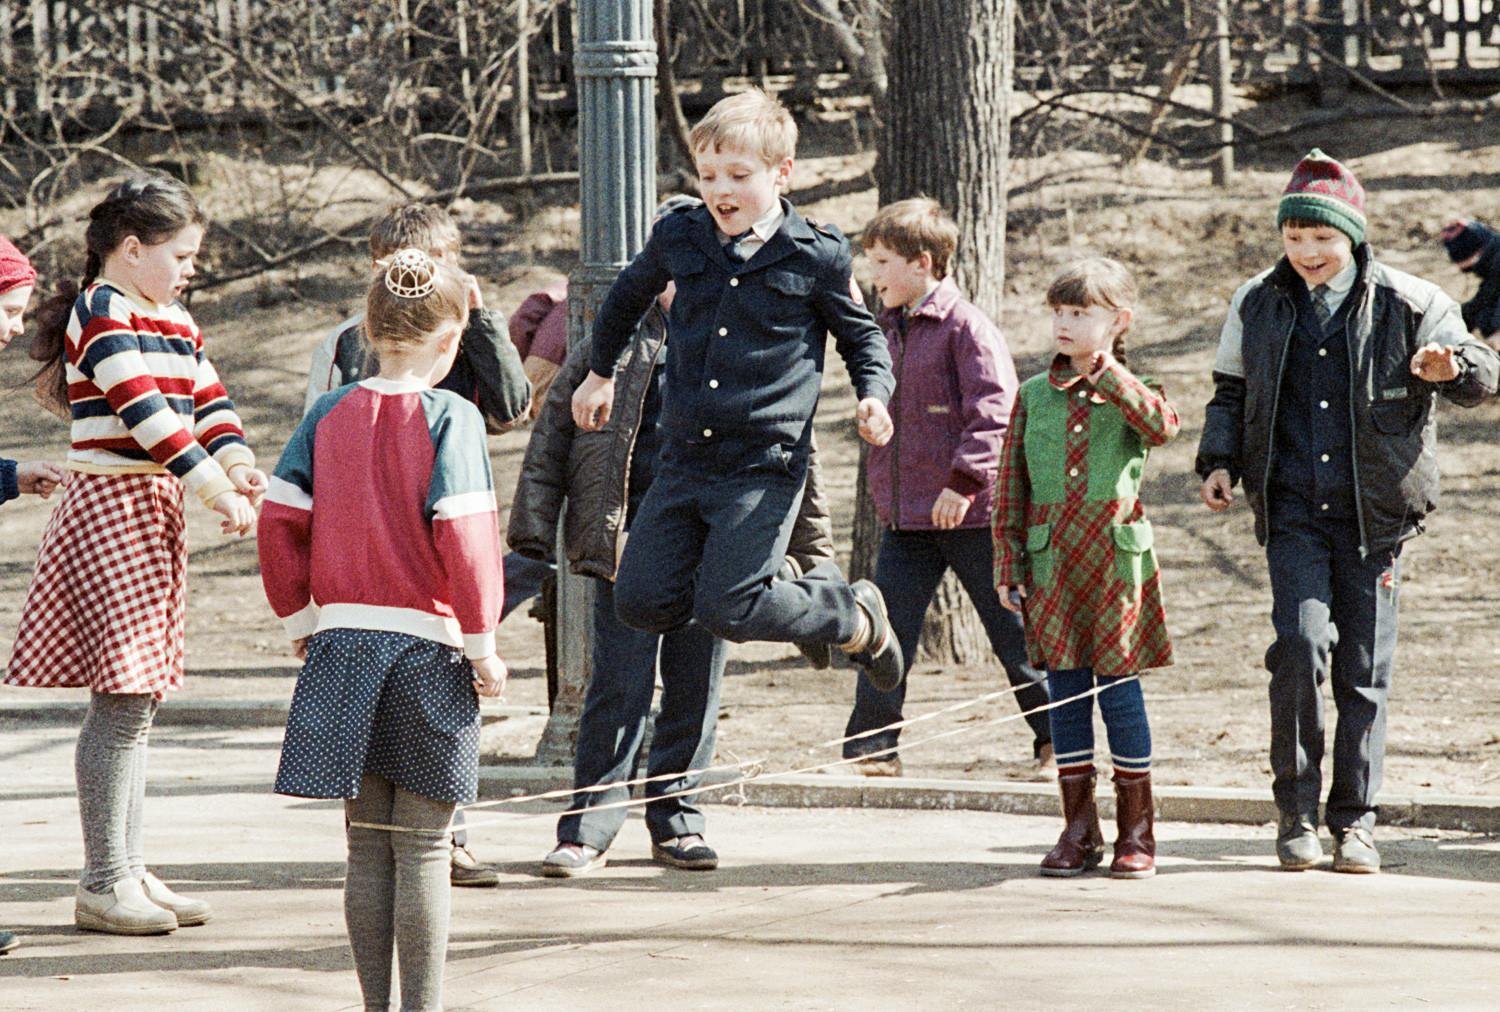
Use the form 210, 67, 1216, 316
1046, 668, 1151, 778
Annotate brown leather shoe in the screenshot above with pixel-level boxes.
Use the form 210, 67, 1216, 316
1039, 772, 1105, 877
1110, 774, 1156, 879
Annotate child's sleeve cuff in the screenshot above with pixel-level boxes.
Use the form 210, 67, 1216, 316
282, 602, 320, 641
463, 631, 496, 661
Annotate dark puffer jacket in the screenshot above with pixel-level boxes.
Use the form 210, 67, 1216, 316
508, 306, 834, 579
1196, 245, 1498, 557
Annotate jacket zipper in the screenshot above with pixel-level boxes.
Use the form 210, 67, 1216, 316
1342, 281, 1371, 558
1263, 294, 1294, 518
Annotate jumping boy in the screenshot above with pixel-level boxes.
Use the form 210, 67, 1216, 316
571, 88, 903, 688
1197, 149, 1498, 873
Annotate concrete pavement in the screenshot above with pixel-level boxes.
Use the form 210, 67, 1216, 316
2, 721, 1498, 1009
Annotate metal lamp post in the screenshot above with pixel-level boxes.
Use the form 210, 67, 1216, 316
532, 2, 658, 764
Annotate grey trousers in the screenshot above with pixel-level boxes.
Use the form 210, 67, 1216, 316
344, 773, 456, 1012
75, 692, 158, 893
1265, 508, 1399, 834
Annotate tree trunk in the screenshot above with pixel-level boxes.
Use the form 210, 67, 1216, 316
853, 0, 1014, 666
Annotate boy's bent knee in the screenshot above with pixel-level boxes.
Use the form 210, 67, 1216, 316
615, 591, 690, 635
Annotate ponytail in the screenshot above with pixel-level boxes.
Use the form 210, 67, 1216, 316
28, 277, 82, 418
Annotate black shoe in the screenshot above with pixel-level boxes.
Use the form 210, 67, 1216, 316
847, 580, 904, 692
776, 558, 833, 670
652, 836, 719, 871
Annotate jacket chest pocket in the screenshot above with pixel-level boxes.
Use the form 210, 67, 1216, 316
1111, 521, 1156, 589
666, 249, 709, 297
760, 269, 816, 325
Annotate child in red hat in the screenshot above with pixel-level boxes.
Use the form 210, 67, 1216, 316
0, 234, 69, 957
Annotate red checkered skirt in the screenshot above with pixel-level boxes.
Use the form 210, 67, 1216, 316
5, 473, 187, 698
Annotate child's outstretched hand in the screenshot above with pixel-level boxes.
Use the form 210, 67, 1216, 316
471, 653, 508, 699
931, 488, 971, 529
17, 461, 67, 498
1410, 342, 1460, 383
211, 490, 256, 536
856, 398, 893, 446
292, 637, 308, 661
1200, 468, 1235, 512
228, 464, 269, 509
999, 583, 1026, 614
572, 372, 615, 432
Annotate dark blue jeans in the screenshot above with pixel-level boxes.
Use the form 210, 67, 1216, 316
1264, 504, 1398, 834
557, 578, 728, 850
614, 438, 861, 645
843, 527, 1051, 759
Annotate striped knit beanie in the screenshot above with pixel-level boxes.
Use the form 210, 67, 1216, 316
1277, 148, 1366, 247
0, 235, 36, 295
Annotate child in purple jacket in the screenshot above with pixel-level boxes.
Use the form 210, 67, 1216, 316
844, 199, 1052, 775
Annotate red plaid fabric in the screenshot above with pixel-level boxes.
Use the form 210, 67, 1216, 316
6, 473, 187, 699
993, 356, 1177, 677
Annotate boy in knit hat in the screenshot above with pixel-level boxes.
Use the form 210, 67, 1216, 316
1439, 218, 1500, 344
1196, 149, 1498, 874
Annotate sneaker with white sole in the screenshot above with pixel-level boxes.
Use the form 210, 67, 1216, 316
75, 878, 177, 936
141, 871, 212, 926
540, 843, 607, 878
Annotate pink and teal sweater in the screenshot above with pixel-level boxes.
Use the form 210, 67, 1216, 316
258, 377, 504, 660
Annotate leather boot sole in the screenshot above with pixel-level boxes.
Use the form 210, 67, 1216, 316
1039, 852, 1103, 878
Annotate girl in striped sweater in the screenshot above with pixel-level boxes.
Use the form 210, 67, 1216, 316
7, 175, 263, 936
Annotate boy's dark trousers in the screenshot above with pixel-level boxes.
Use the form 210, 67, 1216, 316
614, 436, 863, 645
1264, 498, 1399, 834
557, 578, 728, 851
843, 527, 1052, 759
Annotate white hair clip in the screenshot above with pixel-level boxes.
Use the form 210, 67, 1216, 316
383, 247, 437, 299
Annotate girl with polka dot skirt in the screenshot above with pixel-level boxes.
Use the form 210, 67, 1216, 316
259, 248, 506, 1012
6, 178, 263, 937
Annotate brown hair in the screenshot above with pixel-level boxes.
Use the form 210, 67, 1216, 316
689, 88, 798, 167
861, 197, 960, 280
365, 249, 470, 353
1045, 256, 1138, 366
369, 203, 462, 262
30, 173, 206, 415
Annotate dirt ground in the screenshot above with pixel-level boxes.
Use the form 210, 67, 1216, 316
2, 107, 1499, 800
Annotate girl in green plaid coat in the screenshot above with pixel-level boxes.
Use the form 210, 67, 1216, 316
993, 257, 1179, 879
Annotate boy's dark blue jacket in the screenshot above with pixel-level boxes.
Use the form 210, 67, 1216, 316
589, 199, 894, 446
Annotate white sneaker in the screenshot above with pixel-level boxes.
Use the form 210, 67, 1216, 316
75, 878, 177, 935
141, 872, 212, 926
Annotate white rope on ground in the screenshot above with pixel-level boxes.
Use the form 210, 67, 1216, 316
346, 674, 1138, 836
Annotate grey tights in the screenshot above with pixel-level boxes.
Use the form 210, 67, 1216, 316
75, 692, 158, 894
344, 772, 456, 1012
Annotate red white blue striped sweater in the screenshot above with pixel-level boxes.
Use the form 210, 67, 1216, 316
66, 280, 253, 505
258, 378, 504, 659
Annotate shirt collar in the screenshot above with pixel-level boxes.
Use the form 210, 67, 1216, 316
1320, 257, 1358, 299
360, 376, 429, 395
1046, 354, 1106, 402
715, 201, 784, 244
